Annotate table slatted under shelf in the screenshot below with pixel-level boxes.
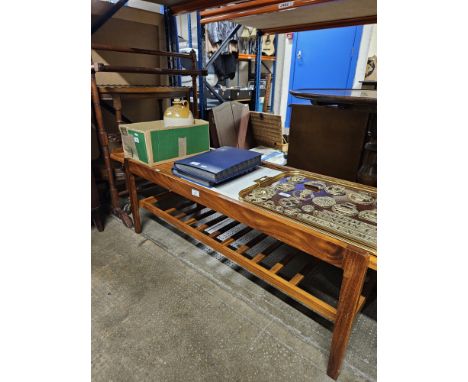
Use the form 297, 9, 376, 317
139, 191, 367, 322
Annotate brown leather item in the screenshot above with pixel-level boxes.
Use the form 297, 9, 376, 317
236, 107, 251, 149
210, 101, 253, 148
288, 105, 369, 182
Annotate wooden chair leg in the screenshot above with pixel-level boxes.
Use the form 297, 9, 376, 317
92, 208, 104, 232
91, 72, 120, 211
327, 248, 369, 380
112, 95, 123, 125
91, 168, 104, 232
124, 159, 142, 234
91, 74, 133, 228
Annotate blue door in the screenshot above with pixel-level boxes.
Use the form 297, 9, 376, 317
285, 26, 363, 127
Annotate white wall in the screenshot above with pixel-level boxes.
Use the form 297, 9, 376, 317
353, 24, 377, 88
176, 13, 198, 48
368, 24, 377, 57
277, 34, 293, 127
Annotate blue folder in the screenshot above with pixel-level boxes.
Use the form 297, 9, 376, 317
173, 146, 262, 185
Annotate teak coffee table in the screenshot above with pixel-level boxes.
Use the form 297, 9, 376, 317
111, 151, 377, 380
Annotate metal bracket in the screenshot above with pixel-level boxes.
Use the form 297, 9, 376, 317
204, 80, 225, 103
206, 24, 241, 68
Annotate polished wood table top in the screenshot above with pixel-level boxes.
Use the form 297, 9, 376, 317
290, 88, 377, 108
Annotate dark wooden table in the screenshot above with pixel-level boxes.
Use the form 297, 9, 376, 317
288, 88, 377, 186
289, 88, 377, 109
112, 150, 377, 380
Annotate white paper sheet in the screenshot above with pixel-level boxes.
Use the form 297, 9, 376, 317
210, 166, 282, 200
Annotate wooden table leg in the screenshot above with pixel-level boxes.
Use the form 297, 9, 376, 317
124, 159, 142, 234
327, 248, 369, 380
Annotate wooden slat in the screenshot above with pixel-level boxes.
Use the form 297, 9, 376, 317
252, 253, 267, 263
290, 261, 320, 286
98, 85, 189, 95
184, 217, 197, 225
92, 43, 192, 59
180, 204, 206, 220
141, 191, 171, 203
167, 201, 196, 219
140, 196, 157, 206
252, 240, 282, 263
235, 233, 268, 255
270, 252, 296, 274
140, 199, 337, 321
95, 64, 207, 77
173, 211, 188, 219
290, 273, 305, 286
139, 191, 173, 207
270, 262, 284, 274
221, 238, 236, 246
355, 295, 366, 315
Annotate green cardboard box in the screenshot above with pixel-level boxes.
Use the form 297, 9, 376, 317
119, 119, 210, 166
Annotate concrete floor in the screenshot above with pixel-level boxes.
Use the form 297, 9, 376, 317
92, 212, 376, 382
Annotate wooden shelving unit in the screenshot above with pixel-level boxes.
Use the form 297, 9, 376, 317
91, 42, 207, 227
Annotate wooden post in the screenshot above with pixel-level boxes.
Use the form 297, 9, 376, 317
91, 71, 133, 228
327, 247, 369, 379
124, 159, 142, 234
112, 95, 123, 125
91, 72, 120, 211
